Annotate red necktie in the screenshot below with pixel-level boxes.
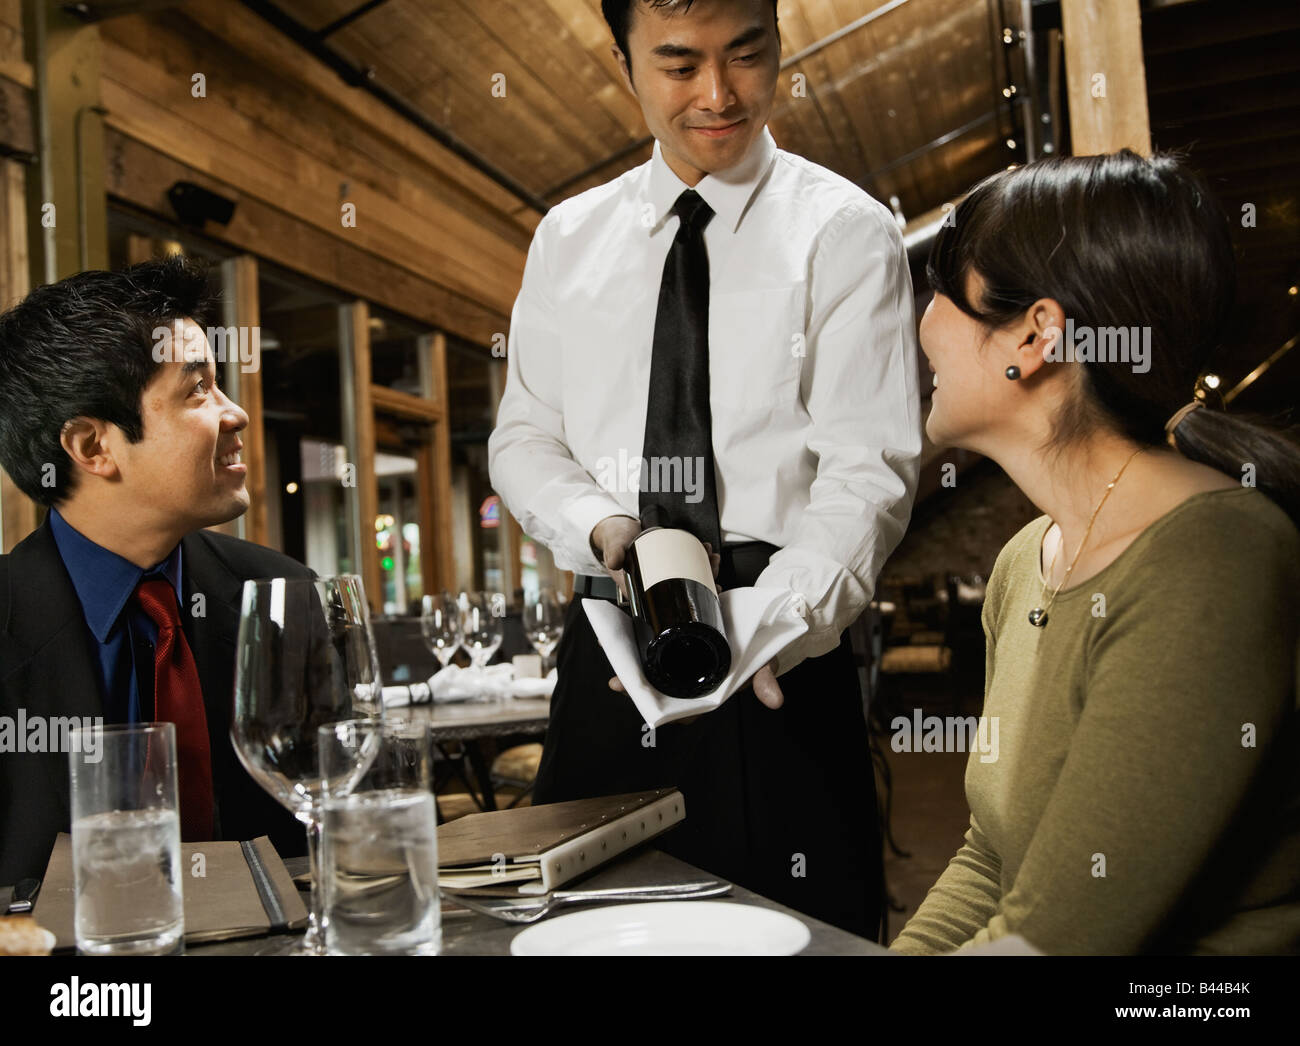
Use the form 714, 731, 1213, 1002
135, 578, 214, 841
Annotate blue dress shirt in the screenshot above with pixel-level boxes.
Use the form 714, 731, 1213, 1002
48, 508, 184, 725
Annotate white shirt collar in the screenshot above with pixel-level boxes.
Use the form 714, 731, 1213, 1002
646, 125, 778, 236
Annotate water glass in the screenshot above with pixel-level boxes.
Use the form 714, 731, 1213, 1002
319, 719, 440, 956
70, 722, 184, 956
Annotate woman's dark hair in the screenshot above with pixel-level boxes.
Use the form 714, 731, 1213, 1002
601, 0, 780, 77
0, 254, 218, 507
927, 148, 1300, 524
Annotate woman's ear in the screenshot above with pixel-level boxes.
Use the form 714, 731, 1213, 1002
1012, 297, 1067, 379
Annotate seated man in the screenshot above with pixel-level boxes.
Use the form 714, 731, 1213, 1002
0, 256, 307, 884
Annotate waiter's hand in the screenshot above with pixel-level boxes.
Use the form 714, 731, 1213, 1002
590, 515, 640, 599
608, 657, 784, 710
590, 516, 722, 597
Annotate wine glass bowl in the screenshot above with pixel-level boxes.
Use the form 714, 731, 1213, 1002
420, 592, 462, 670
459, 591, 505, 672
524, 588, 565, 669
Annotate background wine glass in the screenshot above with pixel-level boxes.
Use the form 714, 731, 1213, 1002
459, 591, 505, 693
231, 574, 383, 954
420, 592, 462, 671
523, 587, 564, 673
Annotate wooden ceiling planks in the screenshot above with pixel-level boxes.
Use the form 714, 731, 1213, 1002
181, 0, 542, 241
773, 0, 873, 194
267, 0, 1018, 220
291, 0, 624, 190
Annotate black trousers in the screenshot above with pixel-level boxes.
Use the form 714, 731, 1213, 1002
534, 548, 883, 939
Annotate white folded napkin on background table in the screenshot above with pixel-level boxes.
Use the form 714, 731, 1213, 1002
382, 665, 557, 707
582, 586, 809, 729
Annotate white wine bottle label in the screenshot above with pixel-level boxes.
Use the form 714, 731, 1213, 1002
631, 528, 717, 593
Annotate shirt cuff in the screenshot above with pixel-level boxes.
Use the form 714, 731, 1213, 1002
561, 492, 635, 575
772, 625, 843, 678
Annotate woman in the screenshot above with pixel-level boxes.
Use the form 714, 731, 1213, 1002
889, 150, 1300, 955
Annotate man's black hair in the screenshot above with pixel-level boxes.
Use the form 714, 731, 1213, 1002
601, 0, 780, 77
0, 255, 219, 507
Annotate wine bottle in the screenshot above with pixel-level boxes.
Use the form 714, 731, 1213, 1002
623, 527, 731, 698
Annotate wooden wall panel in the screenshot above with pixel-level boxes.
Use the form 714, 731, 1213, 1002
104, 129, 508, 347
98, 26, 524, 313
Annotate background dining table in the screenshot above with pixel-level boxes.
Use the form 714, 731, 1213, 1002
394, 695, 551, 814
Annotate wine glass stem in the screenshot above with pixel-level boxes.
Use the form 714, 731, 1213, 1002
305, 814, 325, 954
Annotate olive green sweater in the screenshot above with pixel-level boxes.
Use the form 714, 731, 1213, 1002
890, 487, 1300, 955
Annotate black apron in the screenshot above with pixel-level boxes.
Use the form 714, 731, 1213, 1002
533, 542, 883, 939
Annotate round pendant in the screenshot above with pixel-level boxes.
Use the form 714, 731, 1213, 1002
1028, 607, 1049, 628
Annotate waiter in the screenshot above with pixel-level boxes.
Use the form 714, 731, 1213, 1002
488, 0, 921, 939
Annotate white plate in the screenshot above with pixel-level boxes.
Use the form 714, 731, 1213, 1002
509, 901, 810, 956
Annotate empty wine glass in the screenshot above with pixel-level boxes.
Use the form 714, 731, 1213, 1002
459, 591, 505, 694
420, 592, 462, 671
523, 587, 564, 672
231, 575, 383, 954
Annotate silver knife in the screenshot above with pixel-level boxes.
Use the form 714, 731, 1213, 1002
6, 878, 40, 915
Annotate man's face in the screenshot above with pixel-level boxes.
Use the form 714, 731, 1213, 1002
107, 320, 250, 536
619, 0, 780, 186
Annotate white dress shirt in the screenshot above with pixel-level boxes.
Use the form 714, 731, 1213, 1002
488, 126, 922, 674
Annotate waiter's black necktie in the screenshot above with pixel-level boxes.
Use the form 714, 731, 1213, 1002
640, 189, 722, 551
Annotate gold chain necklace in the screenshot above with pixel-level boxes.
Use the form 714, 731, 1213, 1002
1029, 448, 1143, 628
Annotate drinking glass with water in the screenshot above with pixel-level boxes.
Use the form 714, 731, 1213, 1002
69, 722, 184, 956
319, 719, 440, 956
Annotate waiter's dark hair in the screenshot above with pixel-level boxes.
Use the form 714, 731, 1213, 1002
0, 255, 219, 507
602, 0, 780, 77
927, 148, 1300, 523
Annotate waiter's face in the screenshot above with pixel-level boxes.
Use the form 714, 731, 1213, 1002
617, 0, 780, 186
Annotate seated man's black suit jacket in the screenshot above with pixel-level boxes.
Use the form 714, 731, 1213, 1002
0, 518, 309, 884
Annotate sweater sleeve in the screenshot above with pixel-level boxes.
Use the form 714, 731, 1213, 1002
960, 501, 1299, 954
889, 813, 1004, 954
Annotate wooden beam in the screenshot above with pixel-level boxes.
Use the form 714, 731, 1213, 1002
221, 255, 269, 547
0, 70, 33, 154
35, 2, 109, 276
414, 436, 437, 600
0, 155, 37, 551
370, 384, 444, 423
428, 332, 455, 594
341, 301, 381, 611
1061, 0, 1152, 156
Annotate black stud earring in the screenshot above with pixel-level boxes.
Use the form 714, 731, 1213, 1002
1005, 365, 1021, 380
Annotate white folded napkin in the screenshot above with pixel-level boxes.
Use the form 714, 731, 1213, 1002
381, 665, 557, 707
582, 586, 809, 729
